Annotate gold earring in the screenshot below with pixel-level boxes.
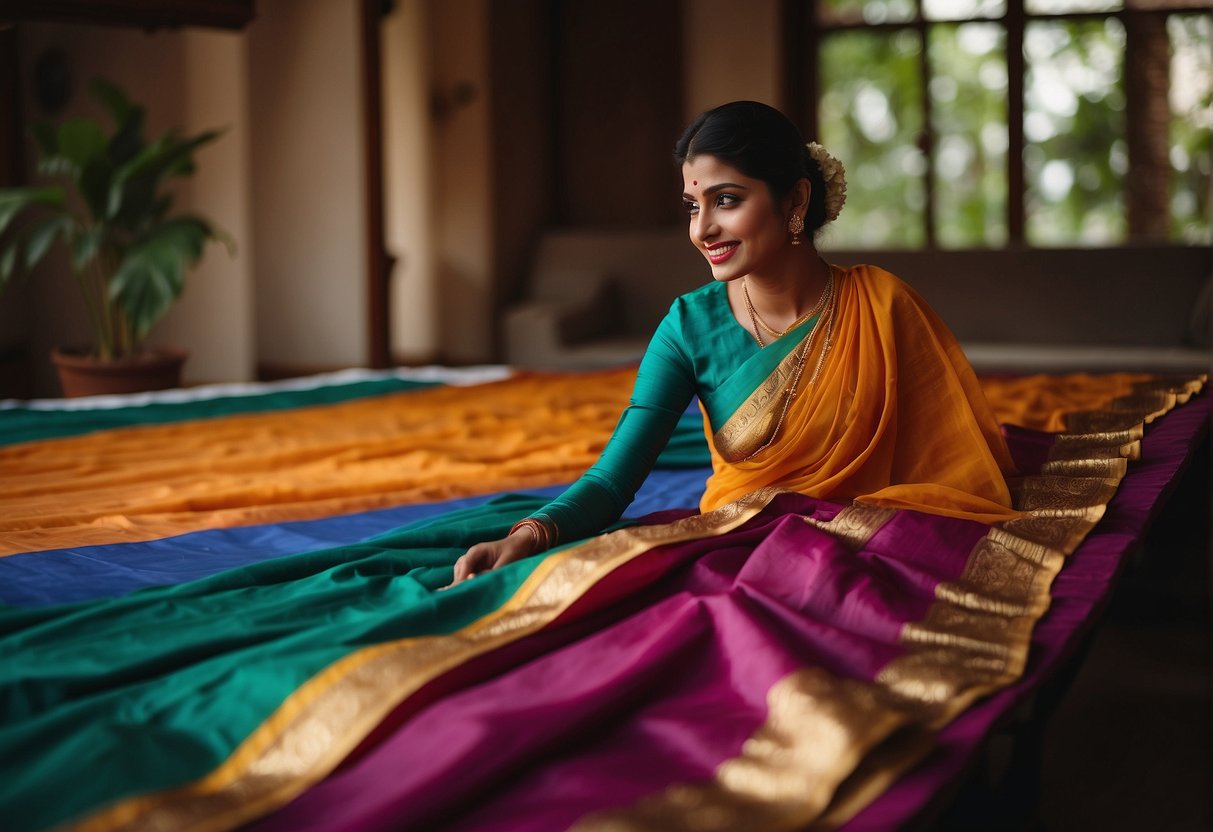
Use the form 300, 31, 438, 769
788, 213, 804, 245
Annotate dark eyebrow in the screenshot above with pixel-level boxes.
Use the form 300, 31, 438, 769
682, 182, 749, 200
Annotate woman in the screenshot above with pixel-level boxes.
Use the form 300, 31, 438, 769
8, 103, 1183, 832
452, 100, 1016, 584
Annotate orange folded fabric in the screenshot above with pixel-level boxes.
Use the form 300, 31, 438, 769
0, 364, 1167, 557
978, 373, 1152, 432
0, 369, 637, 556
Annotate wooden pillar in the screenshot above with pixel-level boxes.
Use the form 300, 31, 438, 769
360, 0, 390, 368
1124, 11, 1172, 241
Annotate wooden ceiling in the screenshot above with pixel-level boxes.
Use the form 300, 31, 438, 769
0, 0, 255, 31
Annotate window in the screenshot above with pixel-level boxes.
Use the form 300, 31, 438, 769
799, 0, 1211, 248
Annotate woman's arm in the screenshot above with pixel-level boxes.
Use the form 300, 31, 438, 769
448, 309, 697, 585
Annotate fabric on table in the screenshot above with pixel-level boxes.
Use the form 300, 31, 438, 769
3, 371, 1187, 609
239, 380, 1203, 832
979, 372, 1156, 432
0, 468, 710, 608
0, 375, 435, 447
0, 369, 708, 557
0, 494, 561, 832
7, 375, 1197, 832
841, 385, 1211, 830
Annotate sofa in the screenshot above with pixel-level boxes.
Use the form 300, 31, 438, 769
504, 229, 1211, 374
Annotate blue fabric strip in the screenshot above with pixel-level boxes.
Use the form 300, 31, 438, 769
0, 468, 710, 608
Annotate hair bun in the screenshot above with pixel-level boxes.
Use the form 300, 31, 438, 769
807, 142, 847, 224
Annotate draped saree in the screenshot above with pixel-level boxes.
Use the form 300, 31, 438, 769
522, 265, 1017, 548
700, 265, 1017, 523
0, 267, 1206, 831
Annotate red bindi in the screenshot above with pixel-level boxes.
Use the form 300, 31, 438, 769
692, 180, 697, 186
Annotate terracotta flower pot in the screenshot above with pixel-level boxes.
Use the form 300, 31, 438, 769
51, 347, 188, 398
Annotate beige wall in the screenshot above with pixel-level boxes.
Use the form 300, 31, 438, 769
151, 29, 255, 384
382, 1, 437, 362
428, 0, 494, 364
248, 0, 367, 371
681, 0, 782, 123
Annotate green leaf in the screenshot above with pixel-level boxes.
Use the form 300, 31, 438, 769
109, 128, 222, 209
0, 242, 18, 285
0, 186, 66, 236
90, 78, 134, 125
109, 216, 214, 337
23, 216, 72, 269
79, 156, 115, 221
71, 225, 105, 272
106, 173, 154, 223
110, 255, 177, 340
57, 119, 109, 172
30, 121, 58, 158
92, 78, 147, 169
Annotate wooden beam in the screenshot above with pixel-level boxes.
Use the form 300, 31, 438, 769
360, 0, 390, 368
0, 0, 256, 30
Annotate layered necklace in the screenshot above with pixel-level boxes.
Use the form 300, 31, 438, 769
743, 276, 827, 348
736, 267, 839, 461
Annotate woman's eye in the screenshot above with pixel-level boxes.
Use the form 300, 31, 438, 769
683, 200, 699, 215
717, 194, 740, 207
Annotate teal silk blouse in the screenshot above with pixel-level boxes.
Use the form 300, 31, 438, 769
531, 280, 817, 543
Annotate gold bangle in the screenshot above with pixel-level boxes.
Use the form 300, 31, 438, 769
509, 518, 551, 552
535, 514, 559, 547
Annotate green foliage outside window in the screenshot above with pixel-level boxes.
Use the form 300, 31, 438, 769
1024, 19, 1126, 245
930, 22, 1009, 246
1170, 14, 1212, 244
815, 3, 1210, 248
819, 30, 926, 247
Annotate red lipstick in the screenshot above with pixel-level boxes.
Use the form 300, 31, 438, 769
706, 243, 738, 265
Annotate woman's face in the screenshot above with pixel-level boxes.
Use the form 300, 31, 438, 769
682, 155, 791, 283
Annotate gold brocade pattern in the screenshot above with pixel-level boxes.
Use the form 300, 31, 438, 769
572, 670, 911, 832
73, 491, 782, 832
712, 265, 844, 465
802, 503, 896, 550
72, 376, 1206, 832
1063, 376, 1201, 433
578, 375, 1205, 832
712, 346, 814, 463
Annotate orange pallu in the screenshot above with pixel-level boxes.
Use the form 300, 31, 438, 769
702, 265, 1018, 524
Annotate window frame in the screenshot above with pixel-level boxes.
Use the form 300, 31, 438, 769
784, 0, 1210, 248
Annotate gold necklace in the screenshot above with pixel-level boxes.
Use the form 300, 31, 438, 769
743, 287, 767, 347
742, 273, 831, 346
739, 269, 839, 461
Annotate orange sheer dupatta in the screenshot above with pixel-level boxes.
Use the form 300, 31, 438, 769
701, 265, 1019, 524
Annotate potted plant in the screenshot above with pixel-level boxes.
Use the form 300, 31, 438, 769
0, 78, 231, 397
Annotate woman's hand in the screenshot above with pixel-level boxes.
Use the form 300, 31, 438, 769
446, 527, 539, 588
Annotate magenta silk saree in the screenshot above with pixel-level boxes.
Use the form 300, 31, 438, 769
187, 378, 1205, 832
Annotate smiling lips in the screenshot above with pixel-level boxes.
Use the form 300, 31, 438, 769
706, 243, 739, 265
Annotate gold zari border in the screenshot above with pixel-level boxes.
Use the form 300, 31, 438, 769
74, 375, 1206, 832
578, 375, 1205, 832
712, 340, 815, 463
72, 490, 784, 832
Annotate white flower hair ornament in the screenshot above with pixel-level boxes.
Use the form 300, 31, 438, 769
806, 142, 847, 224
